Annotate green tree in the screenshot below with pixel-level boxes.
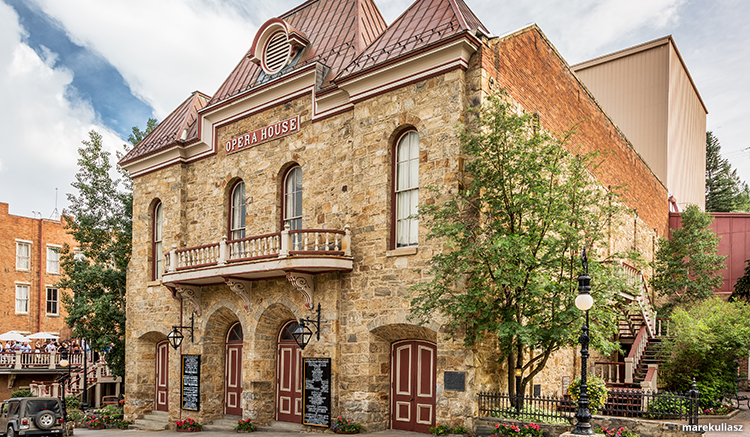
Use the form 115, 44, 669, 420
705, 131, 747, 212
651, 204, 726, 313
660, 297, 750, 408
410, 95, 633, 399
58, 121, 154, 378
730, 260, 750, 303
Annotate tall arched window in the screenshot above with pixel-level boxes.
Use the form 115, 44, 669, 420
394, 131, 419, 247
153, 201, 163, 280
283, 166, 303, 231
230, 181, 246, 240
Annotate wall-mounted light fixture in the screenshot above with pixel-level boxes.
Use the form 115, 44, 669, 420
167, 313, 195, 350
292, 303, 321, 350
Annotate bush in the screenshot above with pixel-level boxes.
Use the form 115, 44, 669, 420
11, 389, 33, 398
490, 423, 543, 437
566, 376, 609, 414
65, 395, 81, 410
646, 395, 688, 419
235, 418, 256, 432
491, 406, 569, 425
597, 426, 639, 437
332, 416, 362, 433
430, 423, 452, 435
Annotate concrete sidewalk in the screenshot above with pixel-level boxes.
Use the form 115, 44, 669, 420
74, 430, 424, 437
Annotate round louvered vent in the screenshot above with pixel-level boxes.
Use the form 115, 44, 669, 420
263, 31, 292, 74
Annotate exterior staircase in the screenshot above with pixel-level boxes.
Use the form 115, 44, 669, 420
130, 410, 170, 430
29, 355, 121, 407
203, 414, 241, 432
633, 338, 663, 384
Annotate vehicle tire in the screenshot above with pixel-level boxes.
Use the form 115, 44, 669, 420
6, 426, 14, 437
34, 410, 56, 429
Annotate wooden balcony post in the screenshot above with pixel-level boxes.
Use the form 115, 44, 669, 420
344, 224, 351, 256
14, 351, 21, 370
169, 245, 178, 273
50, 351, 56, 369
624, 357, 634, 384
219, 235, 228, 265
280, 224, 290, 258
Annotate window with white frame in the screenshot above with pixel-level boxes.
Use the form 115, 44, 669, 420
284, 166, 303, 231
395, 131, 420, 247
46, 245, 61, 274
16, 241, 31, 270
153, 201, 163, 280
230, 181, 246, 240
15, 284, 30, 314
46, 287, 59, 315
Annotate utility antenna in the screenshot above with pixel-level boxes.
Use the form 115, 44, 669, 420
50, 188, 60, 220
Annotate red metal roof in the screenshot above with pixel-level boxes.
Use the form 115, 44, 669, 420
209, 0, 387, 106
119, 91, 210, 164
336, 0, 488, 79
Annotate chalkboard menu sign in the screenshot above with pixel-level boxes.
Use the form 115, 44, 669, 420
302, 358, 331, 427
181, 355, 200, 411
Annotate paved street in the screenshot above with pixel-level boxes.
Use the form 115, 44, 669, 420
702, 392, 750, 437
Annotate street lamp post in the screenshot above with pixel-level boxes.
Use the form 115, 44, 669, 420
59, 352, 71, 398
572, 248, 594, 435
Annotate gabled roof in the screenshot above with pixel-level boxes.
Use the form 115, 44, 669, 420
208, 0, 387, 106
119, 91, 210, 165
336, 0, 489, 80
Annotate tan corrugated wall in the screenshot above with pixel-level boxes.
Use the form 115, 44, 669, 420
668, 44, 707, 210
574, 44, 670, 187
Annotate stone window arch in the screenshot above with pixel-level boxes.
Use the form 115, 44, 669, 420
392, 130, 420, 248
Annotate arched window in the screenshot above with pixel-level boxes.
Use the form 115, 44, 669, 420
153, 201, 163, 280
230, 181, 246, 240
394, 131, 419, 247
283, 166, 303, 231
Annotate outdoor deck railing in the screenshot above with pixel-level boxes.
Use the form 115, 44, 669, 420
0, 351, 84, 370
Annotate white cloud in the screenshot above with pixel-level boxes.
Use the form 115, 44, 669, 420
0, 1, 123, 217
33, 0, 259, 119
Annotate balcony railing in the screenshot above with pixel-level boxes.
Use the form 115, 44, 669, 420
165, 225, 351, 273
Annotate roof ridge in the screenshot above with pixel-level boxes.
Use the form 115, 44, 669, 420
447, 0, 468, 30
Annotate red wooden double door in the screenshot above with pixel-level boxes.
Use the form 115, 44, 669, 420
391, 340, 437, 433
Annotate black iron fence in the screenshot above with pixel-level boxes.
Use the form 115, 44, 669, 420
478, 386, 700, 426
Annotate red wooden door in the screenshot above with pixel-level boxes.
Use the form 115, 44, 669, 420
391, 340, 436, 433
276, 322, 302, 423
224, 323, 243, 416
155, 341, 169, 412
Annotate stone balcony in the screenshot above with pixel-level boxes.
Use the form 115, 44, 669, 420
161, 225, 353, 310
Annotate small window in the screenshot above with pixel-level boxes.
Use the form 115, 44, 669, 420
16, 241, 30, 270
394, 131, 419, 247
230, 181, 246, 240
15, 284, 29, 314
283, 166, 303, 231
280, 321, 299, 341
46, 288, 59, 315
46, 246, 60, 274
227, 323, 244, 342
153, 201, 164, 280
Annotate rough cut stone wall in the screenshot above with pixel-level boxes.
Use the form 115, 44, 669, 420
125, 28, 666, 431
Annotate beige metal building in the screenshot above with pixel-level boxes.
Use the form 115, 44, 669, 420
573, 36, 708, 211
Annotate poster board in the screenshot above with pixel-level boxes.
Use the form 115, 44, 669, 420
181, 355, 200, 411
302, 358, 331, 427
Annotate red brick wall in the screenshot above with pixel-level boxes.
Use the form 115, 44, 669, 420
476, 27, 669, 236
0, 202, 74, 338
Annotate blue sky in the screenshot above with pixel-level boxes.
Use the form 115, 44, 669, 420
0, 0, 748, 218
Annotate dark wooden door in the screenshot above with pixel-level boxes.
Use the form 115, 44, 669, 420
276, 321, 302, 423
155, 341, 169, 412
391, 340, 436, 433
224, 323, 243, 416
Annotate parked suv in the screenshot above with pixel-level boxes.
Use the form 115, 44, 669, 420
0, 397, 68, 437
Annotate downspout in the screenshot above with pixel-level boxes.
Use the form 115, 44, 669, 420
179, 296, 183, 422
38, 218, 44, 332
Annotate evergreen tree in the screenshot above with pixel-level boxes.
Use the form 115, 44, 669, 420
58, 121, 155, 378
410, 95, 635, 399
652, 204, 726, 313
730, 260, 750, 303
705, 131, 747, 212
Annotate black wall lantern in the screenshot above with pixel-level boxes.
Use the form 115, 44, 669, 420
292, 303, 321, 350
167, 313, 195, 350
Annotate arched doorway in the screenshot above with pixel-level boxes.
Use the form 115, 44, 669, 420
225, 323, 243, 416
276, 321, 302, 423
391, 339, 437, 433
155, 340, 169, 412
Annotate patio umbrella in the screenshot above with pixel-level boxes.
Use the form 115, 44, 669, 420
27, 332, 60, 340
0, 331, 31, 342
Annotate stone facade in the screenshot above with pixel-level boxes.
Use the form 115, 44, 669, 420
122, 3, 667, 433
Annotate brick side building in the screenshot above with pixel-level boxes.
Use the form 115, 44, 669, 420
0, 202, 74, 398
120, 0, 668, 432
